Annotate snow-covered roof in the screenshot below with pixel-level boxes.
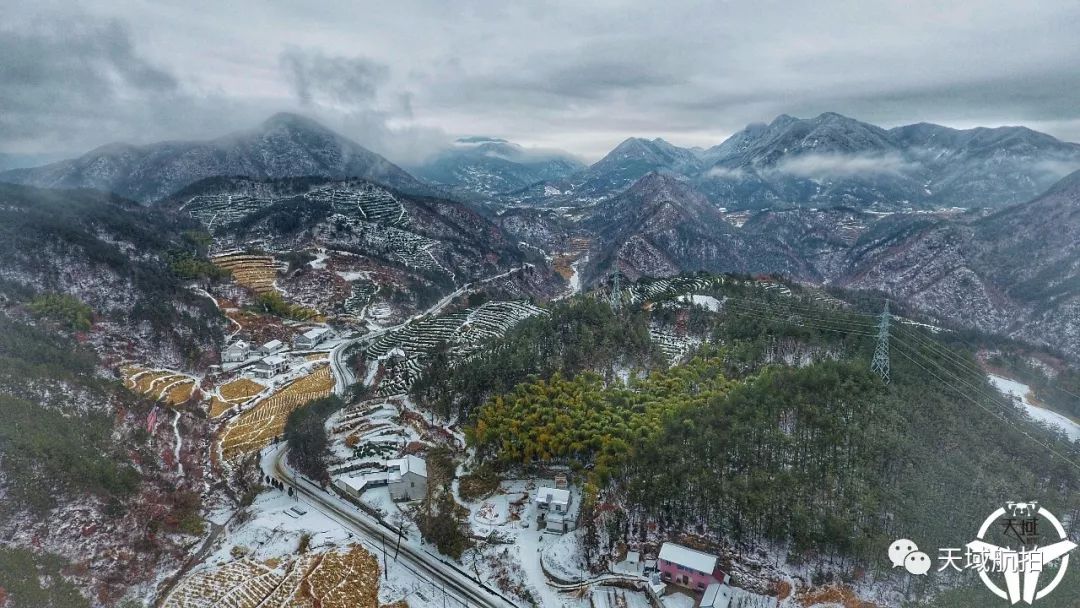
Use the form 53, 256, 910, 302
701, 583, 732, 608
301, 327, 330, 340
226, 340, 249, 351
260, 354, 288, 366
386, 455, 427, 478
535, 486, 571, 506
260, 339, 283, 350
659, 543, 717, 574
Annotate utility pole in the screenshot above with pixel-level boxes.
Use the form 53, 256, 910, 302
871, 299, 891, 384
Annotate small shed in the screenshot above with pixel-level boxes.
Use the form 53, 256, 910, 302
700, 583, 733, 608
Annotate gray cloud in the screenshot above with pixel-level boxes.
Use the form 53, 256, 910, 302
280, 48, 389, 106
2, 1, 1080, 163
774, 153, 919, 179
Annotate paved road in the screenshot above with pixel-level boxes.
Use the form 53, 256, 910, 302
265, 444, 516, 608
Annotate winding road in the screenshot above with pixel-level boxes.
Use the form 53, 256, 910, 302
264, 444, 516, 608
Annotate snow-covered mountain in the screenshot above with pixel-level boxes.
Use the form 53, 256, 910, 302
0, 113, 432, 203
411, 137, 584, 197
696, 113, 1080, 209
503, 113, 1080, 210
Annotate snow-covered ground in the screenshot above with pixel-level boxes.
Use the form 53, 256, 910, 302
679, 294, 723, 312
988, 374, 1080, 440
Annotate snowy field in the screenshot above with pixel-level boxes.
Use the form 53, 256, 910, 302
988, 373, 1080, 441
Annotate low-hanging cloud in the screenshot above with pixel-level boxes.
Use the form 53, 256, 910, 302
279, 48, 389, 107
705, 166, 748, 180
773, 152, 920, 178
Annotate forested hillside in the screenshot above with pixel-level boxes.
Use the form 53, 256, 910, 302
412, 278, 1080, 601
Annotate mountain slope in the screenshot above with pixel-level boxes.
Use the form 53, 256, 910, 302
166, 176, 528, 284
583, 173, 790, 279
697, 113, 1080, 210
0, 113, 431, 203
412, 137, 584, 197
0, 183, 223, 604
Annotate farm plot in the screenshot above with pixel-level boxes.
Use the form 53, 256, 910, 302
623, 275, 728, 305
322, 215, 444, 273
312, 183, 410, 228
366, 300, 545, 359
363, 300, 545, 395
162, 546, 379, 608
122, 366, 198, 405
209, 378, 266, 418
212, 252, 279, 294
219, 366, 334, 460
182, 193, 268, 230
183, 182, 409, 231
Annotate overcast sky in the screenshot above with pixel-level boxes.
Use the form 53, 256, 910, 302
2, 0, 1079, 164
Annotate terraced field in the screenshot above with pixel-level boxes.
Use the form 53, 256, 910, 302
209, 378, 266, 418
212, 253, 279, 294
162, 546, 379, 608
366, 300, 545, 359
364, 300, 545, 395
122, 366, 198, 405
184, 183, 410, 231
219, 366, 334, 460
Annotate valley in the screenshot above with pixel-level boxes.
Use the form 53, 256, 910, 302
1, 112, 1080, 608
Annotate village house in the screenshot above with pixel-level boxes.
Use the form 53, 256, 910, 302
222, 340, 250, 363
386, 455, 427, 501
294, 327, 331, 350
658, 542, 727, 591
252, 354, 288, 379
258, 339, 285, 357
534, 486, 573, 533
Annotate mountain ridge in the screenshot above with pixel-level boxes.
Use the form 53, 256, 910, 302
0, 113, 433, 203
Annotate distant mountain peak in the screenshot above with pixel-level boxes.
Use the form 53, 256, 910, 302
0, 113, 428, 202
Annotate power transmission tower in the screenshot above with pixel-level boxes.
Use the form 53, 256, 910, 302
871, 299, 891, 384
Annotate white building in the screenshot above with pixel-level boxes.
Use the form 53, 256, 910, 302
701, 583, 733, 608
294, 327, 331, 350
252, 354, 288, 378
535, 486, 573, 533
386, 455, 427, 501
535, 486, 571, 513
258, 339, 285, 356
222, 340, 250, 363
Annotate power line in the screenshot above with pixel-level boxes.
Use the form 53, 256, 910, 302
896, 324, 1080, 409
889, 340, 1080, 474
721, 300, 880, 334
719, 305, 879, 338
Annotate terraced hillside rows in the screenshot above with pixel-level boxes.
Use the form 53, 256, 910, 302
365, 300, 546, 359
182, 182, 409, 231
122, 366, 198, 405
365, 300, 545, 395
209, 378, 267, 418
323, 214, 444, 273
218, 366, 334, 460
315, 183, 410, 227
212, 252, 279, 294
163, 546, 380, 608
